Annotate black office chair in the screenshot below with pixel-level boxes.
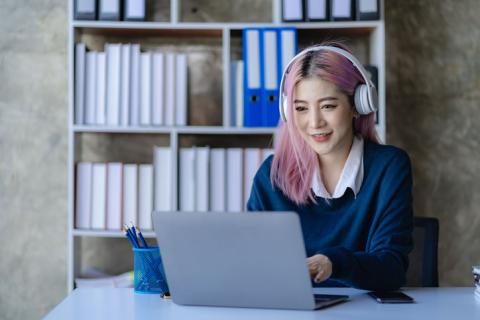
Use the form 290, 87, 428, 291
406, 217, 439, 287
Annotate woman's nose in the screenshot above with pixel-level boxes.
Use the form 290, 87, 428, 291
309, 107, 326, 128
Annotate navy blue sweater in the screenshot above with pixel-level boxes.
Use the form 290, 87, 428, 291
247, 141, 414, 291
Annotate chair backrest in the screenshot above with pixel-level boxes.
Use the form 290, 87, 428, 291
406, 217, 439, 287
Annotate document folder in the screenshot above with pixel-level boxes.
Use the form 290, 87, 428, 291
74, 0, 96, 20
243, 29, 262, 127
356, 0, 379, 20
278, 27, 298, 96
331, 0, 354, 21
305, 0, 329, 21
99, 0, 121, 21
124, 0, 146, 21
261, 29, 280, 127
282, 0, 304, 22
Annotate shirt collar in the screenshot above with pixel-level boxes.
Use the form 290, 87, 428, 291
311, 136, 364, 199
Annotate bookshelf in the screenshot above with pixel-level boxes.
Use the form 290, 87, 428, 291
67, 0, 386, 291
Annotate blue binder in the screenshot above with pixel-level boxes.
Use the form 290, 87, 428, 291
243, 28, 263, 127
261, 28, 280, 127
277, 27, 298, 120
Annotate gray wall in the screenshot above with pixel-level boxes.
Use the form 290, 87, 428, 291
385, 0, 480, 286
0, 1, 478, 318
0, 0, 68, 319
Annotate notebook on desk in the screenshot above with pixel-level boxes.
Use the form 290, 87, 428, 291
152, 211, 348, 310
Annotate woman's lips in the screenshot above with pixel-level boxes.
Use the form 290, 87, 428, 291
311, 132, 332, 142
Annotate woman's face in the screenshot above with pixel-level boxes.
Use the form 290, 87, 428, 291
293, 77, 356, 160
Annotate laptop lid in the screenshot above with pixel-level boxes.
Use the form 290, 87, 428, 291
153, 211, 318, 310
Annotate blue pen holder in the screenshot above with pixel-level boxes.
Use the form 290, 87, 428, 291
133, 246, 169, 294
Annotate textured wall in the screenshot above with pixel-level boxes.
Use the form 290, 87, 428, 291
1, 0, 479, 319
385, 0, 480, 286
0, 0, 68, 319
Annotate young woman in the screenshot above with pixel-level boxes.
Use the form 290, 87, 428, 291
247, 42, 413, 291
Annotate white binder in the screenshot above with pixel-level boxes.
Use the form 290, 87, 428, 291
140, 52, 152, 126
106, 162, 122, 230
282, 0, 304, 21
120, 44, 131, 126
106, 43, 121, 126
152, 53, 165, 126
75, 43, 86, 125
96, 52, 106, 125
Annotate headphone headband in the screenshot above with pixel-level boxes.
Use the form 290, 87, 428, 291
279, 45, 378, 122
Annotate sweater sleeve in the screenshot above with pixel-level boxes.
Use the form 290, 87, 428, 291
246, 156, 274, 211
319, 150, 414, 291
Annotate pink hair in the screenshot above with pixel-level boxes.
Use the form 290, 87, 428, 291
270, 42, 380, 205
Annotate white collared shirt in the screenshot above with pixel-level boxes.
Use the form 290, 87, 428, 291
311, 136, 364, 199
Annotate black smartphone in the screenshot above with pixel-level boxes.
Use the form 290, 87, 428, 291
367, 291, 415, 303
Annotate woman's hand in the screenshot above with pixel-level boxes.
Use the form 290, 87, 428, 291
307, 254, 332, 283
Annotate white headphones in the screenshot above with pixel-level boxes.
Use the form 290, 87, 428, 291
279, 45, 378, 122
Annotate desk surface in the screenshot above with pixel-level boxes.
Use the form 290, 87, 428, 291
44, 287, 480, 320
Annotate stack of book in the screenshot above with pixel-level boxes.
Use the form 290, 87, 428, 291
75, 147, 171, 231
75, 43, 188, 127
179, 147, 274, 212
281, 0, 380, 22
474, 266, 480, 299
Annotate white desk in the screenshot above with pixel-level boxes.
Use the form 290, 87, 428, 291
44, 287, 479, 320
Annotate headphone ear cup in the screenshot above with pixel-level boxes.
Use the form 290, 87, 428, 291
282, 94, 289, 121
354, 84, 371, 115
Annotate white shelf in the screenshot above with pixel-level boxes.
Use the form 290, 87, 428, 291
73, 125, 276, 135
73, 229, 156, 238
72, 20, 381, 31
67, 0, 386, 292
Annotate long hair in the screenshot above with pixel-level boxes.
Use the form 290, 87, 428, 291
270, 41, 380, 205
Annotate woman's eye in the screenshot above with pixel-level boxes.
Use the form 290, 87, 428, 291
322, 104, 336, 110
295, 106, 307, 111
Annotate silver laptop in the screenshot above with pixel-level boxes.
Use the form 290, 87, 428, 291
153, 211, 348, 310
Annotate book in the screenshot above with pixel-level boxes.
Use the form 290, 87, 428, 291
230, 60, 244, 127
152, 52, 165, 126
331, 0, 354, 21
85, 51, 97, 125
96, 52, 107, 125
179, 148, 195, 211
99, 0, 121, 20
140, 52, 152, 126
164, 53, 176, 126
75, 162, 92, 229
129, 44, 141, 126
106, 162, 123, 230
227, 148, 243, 212
123, 164, 138, 227
175, 53, 188, 126
106, 43, 122, 126
75, 43, 86, 125
138, 164, 154, 230
356, 0, 379, 21
282, 0, 304, 22
120, 44, 131, 126
210, 148, 226, 211
91, 163, 107, 229
195, 147, 210, 211
153, 147, 172, 211
74, 0, 96, 20
124, 0, 146, 21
